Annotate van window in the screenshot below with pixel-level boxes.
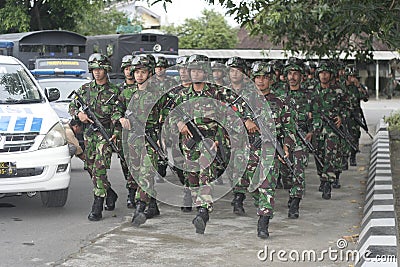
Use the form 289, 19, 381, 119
0, 64, 43, 103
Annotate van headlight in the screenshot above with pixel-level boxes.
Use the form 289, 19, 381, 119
39, 122, 67, 149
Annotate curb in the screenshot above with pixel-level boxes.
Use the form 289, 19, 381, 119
356, 119, 398, 266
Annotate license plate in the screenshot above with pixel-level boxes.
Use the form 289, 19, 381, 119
0, 162, 17, 177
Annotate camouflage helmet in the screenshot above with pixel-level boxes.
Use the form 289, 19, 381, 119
88, 53, 112, 72
269, 59, 284, 73
345, 64, 359, 77
308, 61, 317, 69
187, 54, 210, 72
225, 56, 248, 73
176, 55, 189, 69
316, 60, 335, 76
155, 56, 169, 68
251, 61, 274, 78
120, 55, 133, 72
211, 61, 225, 71
131, 54, 153, 74
284, 57, 304, 75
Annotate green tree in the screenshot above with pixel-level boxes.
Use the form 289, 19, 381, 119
162, 9, 238, 49
0, 0, 129, 35
152, 0, 400, 60
0, 0, 30, 33
75, 2, 129, 35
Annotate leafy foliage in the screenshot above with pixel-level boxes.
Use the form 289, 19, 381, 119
0, 0, 128, 35
152, 0, 400, 60
162, 9, 238, 49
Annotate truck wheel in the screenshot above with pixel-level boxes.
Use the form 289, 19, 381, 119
40, 188, 68, 207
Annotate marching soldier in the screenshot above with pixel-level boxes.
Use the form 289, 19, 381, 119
69, 53, 120, 221
281, 57, 311, 219
114, 55, 139, 209
117, 55, 166, 227
310, 61, 346, 199
249, 61, 296, 238
343, 65, 369, 166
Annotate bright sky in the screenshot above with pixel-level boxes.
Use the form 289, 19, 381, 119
144, 0, 239, 27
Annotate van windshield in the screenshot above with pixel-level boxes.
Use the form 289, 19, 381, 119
0, 64, 43, 104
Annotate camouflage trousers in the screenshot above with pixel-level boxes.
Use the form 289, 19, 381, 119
281, 144, 308, 199
250, 157, 280, 218
85, 132, 113, 197
233, 140, 260, 194
182, 136, 218, 211
119, 151, 139, 191
127, 134, 157, 205
315, 131, 342, 182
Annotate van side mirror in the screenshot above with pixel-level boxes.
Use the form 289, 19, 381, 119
45, 87, 60, 102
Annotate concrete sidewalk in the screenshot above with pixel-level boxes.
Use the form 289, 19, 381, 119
56, 136, 372, 267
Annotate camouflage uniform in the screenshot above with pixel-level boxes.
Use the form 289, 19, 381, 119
248, 61, 296, 239
311, 62, 346, 199
154, 56, 179, 179
68, 53, 120, 221
343, 65, 369, 166
121, 55, 167, 227
114, 55, 138, 208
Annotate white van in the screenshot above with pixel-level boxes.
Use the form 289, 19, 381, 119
0, 55, 71, 207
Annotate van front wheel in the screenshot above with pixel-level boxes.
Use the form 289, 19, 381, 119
40, 188, 68, 207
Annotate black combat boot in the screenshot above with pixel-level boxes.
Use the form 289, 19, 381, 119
350, 152, 357, 166
104, 187, 118, 211
332, 172, 341, 189
342, 157, 349, 170
127, 188, 136, 209
322, 181, 332, 200
231, 192, 246, 215
131, 201, 147, 227
276, 176, 283, 189
257, 215, 270, 239
192, 207, 209, 234
288, 197, 301, 219
88, 196, 104, 221
287, 197, 294, 208
144, 197, 160, 219
181, 188, 193, 212
318, 178, 324, 192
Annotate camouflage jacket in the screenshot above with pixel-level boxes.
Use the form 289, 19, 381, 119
263, 92, 296, 149
283, 85, 313, 132
311, 82, 347, 134
68, 80, 119, 136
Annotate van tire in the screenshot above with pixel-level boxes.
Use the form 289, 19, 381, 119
40, 188, 68, 207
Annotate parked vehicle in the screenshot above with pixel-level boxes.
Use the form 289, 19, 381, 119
0, 55, 71, 207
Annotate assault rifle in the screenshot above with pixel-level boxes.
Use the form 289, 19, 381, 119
125, 110, 177, 176
295, 124, 324, 167
351, 109, 373, 139
320, 113, 360, 152
251, 114, 296, 180
169, 99, 225, 165
69, 90, 123, 159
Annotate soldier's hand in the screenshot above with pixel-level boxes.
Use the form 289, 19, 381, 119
109, 134, 117, 143
177, 121, 193, 137
245, 119, 260, 133
119, 118, 131, 130
305, 132, 313, 142
210, 140, 219, 152
77, 112, 93, 124
278, 146, 290, 164
334, 116, 342, 128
